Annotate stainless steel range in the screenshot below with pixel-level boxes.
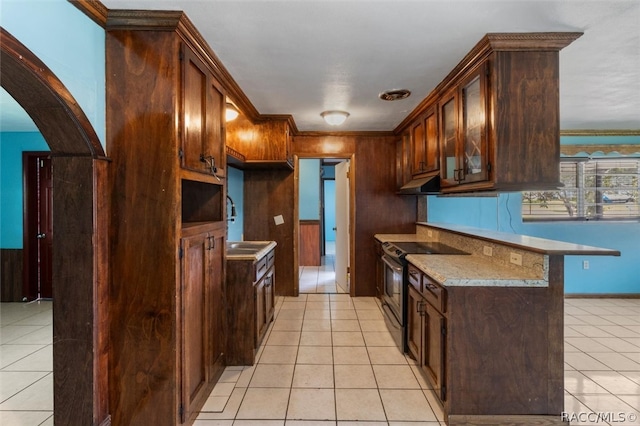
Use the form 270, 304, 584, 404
380, 241, 468, 353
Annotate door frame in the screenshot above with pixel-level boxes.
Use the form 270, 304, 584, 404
1, 28, 109, 426
22, 151, 53, 301
294, 154, 356, 296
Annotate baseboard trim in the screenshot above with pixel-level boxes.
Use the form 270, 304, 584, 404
565, 293, 640, 299
448, 414, 567, 425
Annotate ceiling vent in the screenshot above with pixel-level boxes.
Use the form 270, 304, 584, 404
379, 89, 411, 101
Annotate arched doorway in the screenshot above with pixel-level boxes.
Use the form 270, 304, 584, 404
1, 28, 109, 425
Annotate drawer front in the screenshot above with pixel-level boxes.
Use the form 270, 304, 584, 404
407, 264, 422, 292
422, 274, 445, 313
266, 249, 275, 269
255, 256, 268, 282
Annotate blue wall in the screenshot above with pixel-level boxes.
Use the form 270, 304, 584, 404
0, 132, 49, 248
227, 166, 244, 241
427, 136, 640, 294
324, 180, 336, 242
299, 159, 321, 220
0, 0, 106, 146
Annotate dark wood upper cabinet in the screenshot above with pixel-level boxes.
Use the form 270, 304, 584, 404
411, 106, 440, 177
226, 114, 293, 169
397, 32, 582, 193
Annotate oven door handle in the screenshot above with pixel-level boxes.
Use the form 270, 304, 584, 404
382, 255, 403, 272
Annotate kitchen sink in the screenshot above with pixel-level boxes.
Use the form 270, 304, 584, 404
227, 241, 272, 250
226, 241, 277, 258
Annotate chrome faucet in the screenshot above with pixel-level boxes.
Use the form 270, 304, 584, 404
227, 195, 237, 222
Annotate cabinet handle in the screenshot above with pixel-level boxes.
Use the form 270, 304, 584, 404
206, 236, 215, 250
417, 301, 425, 315
200, 154, 221, 181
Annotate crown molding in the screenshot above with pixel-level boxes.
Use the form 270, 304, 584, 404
69, 0, 108, 27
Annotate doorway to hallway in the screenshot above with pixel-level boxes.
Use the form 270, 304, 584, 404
298, 158, 350, 294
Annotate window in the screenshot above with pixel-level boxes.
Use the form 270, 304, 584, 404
522, 158, 640, 221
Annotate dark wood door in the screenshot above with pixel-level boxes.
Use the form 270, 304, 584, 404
181, 232, 210, 423
208, 232, 225, 381
23, 152, 53, 300
407, 285, 423, 361
182, 47, 209, 173
255, 277, 266, 346
181, 46, 225, 179
423, 302, 446, 401
264, 269, 275, 324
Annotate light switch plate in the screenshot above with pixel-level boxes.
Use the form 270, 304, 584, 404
274, 215, 284, 225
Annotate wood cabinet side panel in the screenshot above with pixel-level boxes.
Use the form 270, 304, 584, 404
446, 286, 550, 416
226, 260, 257, 365
244, 169, 296, 296
491, 51, 561, 186
107, 30, 182, 425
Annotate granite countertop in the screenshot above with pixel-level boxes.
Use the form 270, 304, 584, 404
226, 241, 277, 261
406, 254, 547, 288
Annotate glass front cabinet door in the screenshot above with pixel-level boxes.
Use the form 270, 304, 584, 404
440, 63, 489, 189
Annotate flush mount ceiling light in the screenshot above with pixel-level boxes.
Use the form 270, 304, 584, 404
225, 102, 239, 122
379, 89, 411, 101
320, 110, 350, 126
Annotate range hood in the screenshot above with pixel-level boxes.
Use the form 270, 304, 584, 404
398, 174, 440, 195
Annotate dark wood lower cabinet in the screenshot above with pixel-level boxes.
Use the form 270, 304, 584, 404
227, 247, 276, 365
407, 259, 565, 425
406, 271, 446, 402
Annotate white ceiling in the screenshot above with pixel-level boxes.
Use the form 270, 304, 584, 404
2, 0, 639, 133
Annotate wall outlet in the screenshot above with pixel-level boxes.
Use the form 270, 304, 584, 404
483, 246, 493, 256
427, 230, 433, 238
510, 252, 522, 266
583, 260, 590, 270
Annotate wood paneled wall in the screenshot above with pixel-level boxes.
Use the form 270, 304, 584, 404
299, 220, 321, 266
0, 249, 23, 302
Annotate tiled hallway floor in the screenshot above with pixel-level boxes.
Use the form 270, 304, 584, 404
1, 297, 640, 425
299, 242, 348, 294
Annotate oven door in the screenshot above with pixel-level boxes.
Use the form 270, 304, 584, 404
381, 254, 404, 324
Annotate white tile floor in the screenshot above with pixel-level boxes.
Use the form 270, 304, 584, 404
2, 296, 640, 425
299, 242, 348, 294
0, 300, 53, 426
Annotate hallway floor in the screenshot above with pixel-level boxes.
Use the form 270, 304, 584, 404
299, 242, 348, 294
1, 298, 640, 425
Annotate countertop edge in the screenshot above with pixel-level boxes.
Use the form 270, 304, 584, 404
418, 222, 621, 256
